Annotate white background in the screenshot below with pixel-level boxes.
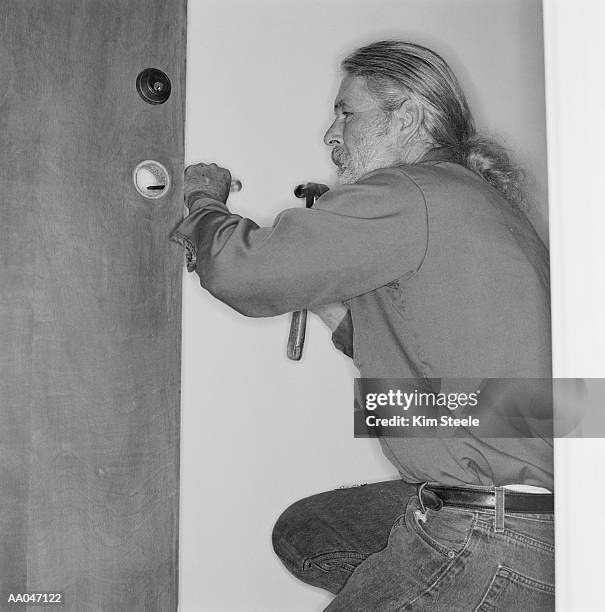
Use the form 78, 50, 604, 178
544, 1, 605, 611
179, 0, 605, 610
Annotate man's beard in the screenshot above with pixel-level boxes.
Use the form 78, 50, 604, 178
332, 130, 401, 185
332, 147, 359, 185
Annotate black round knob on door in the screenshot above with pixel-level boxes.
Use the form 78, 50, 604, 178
136, 68, 172, 104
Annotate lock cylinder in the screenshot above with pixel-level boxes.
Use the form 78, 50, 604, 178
136, 68, 171, 105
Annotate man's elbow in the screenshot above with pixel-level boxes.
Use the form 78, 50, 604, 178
197, 265, 287, 318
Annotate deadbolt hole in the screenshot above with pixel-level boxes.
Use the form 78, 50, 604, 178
136, 68, 172, 105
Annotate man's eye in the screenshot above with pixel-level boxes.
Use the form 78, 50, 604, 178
343, 112, 353, 120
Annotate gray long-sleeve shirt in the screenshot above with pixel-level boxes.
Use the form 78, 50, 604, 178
170, 160, 553, 489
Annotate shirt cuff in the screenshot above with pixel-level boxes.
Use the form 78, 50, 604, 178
169, 196, 230, 272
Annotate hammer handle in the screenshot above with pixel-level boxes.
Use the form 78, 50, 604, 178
287, 309, 308, 361
286, 182, 330, 361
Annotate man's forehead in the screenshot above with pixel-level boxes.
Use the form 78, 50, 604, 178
333, 75, 377, 110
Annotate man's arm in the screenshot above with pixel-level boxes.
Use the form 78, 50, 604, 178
170, 164, 427, 317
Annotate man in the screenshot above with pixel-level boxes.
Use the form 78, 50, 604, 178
170, 41, 553, 611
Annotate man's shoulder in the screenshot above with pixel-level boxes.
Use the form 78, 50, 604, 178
357, 162, 487, 199
316, 166, 427, 218
394, 161, 524, 223
355, 164, 427, 191
395, 161, 485, 192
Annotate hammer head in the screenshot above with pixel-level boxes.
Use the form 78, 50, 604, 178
294, 182, 330, 207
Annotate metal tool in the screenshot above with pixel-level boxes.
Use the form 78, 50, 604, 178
287, 182, 330, 361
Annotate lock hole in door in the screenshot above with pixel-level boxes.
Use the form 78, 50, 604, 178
136, 68, 172, 105
133, 160, 171, 199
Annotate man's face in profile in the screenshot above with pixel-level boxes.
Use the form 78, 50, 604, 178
324, 75, 401, 184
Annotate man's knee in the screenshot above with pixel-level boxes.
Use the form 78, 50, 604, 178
272, 496, 314, 573
272, 493, 361, 595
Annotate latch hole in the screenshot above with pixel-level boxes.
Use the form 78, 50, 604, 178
133, 160, 170, 199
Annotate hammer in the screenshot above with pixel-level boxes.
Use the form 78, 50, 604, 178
287, 182, 330, 360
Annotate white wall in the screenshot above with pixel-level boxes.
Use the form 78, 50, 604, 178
544, 1, 605, 610
179, 1, 550, 610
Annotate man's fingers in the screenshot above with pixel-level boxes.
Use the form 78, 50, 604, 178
183, 161, 233, 204
185, 162, 210, 173
185, 164, 205, 173
185, 162, 229, 176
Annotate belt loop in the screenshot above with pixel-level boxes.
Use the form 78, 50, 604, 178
494, 487, 505, 533
415, 482, 429, 522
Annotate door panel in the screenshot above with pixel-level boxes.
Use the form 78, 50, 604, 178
0, 2, 186, 609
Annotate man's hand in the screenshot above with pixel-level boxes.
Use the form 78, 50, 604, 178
184, 162, 232, 208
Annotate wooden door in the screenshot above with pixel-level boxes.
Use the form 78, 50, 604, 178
0, 1, 186, 609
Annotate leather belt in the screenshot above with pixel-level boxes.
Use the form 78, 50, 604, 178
421, 485, 554, 513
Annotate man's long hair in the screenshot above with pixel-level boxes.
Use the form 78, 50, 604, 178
342, 41, 527, 209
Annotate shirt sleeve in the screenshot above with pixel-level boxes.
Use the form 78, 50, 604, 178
169, 166, 427, 317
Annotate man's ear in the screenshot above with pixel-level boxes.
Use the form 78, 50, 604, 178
394, 97, 424, 143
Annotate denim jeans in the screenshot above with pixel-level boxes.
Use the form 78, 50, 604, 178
272, 480, 554, 611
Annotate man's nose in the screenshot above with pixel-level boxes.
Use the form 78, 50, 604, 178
323, 119, 343, 146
